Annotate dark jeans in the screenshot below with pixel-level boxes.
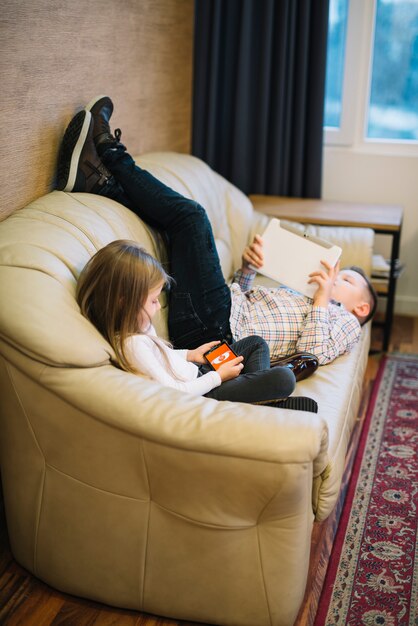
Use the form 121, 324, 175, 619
99, 148, 296, 402
101, 148, 232, 349
201, 336, 295, 402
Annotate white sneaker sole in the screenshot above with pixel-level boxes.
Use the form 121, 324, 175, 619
63, 110, 92, 192
85, 94, 110, 112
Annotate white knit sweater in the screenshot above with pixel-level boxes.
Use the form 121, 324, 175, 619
124, 326, 221, 396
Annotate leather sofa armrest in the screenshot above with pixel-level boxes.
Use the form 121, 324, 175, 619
1, 339, 330, 476
40, 361, 329, 467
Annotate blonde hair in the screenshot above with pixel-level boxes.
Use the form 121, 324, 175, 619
77, 240, 171, 373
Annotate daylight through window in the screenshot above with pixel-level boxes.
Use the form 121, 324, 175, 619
324, 0, 418, 145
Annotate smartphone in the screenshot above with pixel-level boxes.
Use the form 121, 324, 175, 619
204, 342, 238, 371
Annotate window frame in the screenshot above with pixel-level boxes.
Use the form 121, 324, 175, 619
324, 0, 418, 156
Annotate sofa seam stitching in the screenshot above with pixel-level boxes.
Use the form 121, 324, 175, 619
33, 464, 46, 578
64, 192, 146, 243
153, 501, 256, 530
44, 462, 150, 501
140, 440, 152, 610
4, 360, 47, 458
256, 525, 273, 626
4, 359, 47, 575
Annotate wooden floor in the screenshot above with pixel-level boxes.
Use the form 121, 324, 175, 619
1, 316, 417, 626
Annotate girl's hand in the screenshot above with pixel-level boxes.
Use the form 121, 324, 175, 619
241, 234, 264, 273
308, 260, 340, 308
187, 341, 221, 365
217, 356, 244, 382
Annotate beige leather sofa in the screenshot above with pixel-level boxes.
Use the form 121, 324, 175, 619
0, 152, 373, 626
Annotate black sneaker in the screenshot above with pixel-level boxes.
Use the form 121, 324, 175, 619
256, 396, 318, 413
56, 109, 116, 193
85, 95, 125, 156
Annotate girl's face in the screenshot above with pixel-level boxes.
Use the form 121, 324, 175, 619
139, 282, 164, 331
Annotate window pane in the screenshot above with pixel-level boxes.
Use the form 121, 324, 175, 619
367, 0, 418, 141
324, 0, 349, 129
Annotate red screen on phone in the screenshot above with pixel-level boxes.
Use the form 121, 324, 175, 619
204, 342, 237, 370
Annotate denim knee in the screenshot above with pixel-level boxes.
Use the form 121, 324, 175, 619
186, 201, 211, 226
250, 335, 270, 351
232, 335, 270, 359
271, 367, 296, 397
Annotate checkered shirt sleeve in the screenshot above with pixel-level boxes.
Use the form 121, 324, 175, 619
229, 269, 361, 365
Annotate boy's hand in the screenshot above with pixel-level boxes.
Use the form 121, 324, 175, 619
217, 356, 244, 381
241, 234, 264, 273
309, 260, 340, 308
187, 341, 220, 365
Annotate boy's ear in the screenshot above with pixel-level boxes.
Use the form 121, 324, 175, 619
353, 301, 370, 320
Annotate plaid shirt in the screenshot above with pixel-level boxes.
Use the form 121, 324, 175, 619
229, 269, 361, 365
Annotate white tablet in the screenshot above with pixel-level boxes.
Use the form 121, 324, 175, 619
251, 218, 342, 298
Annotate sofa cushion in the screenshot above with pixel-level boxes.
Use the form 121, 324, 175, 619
0, 191, 169, 367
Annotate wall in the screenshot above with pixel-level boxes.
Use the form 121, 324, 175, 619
0, 0, 194, 221
323, 147, 418, 316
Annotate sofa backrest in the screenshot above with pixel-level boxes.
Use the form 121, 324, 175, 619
0, 152, 255, 368
0, 191, 162, 367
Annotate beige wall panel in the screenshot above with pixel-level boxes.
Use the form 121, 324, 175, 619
0, 0, 194, 220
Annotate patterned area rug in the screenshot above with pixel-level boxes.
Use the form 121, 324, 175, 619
315, 354, 418, 626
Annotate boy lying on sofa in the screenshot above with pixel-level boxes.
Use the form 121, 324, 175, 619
56, 96, 377, 371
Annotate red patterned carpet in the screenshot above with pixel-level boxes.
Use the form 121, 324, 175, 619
315, 354, 418, 626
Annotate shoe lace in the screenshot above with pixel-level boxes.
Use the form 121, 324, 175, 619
95, 117, 122, 145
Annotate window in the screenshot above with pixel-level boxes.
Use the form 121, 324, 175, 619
368, 0, 418, 141
324, 0, 418, 149
324, 0, 349, 130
